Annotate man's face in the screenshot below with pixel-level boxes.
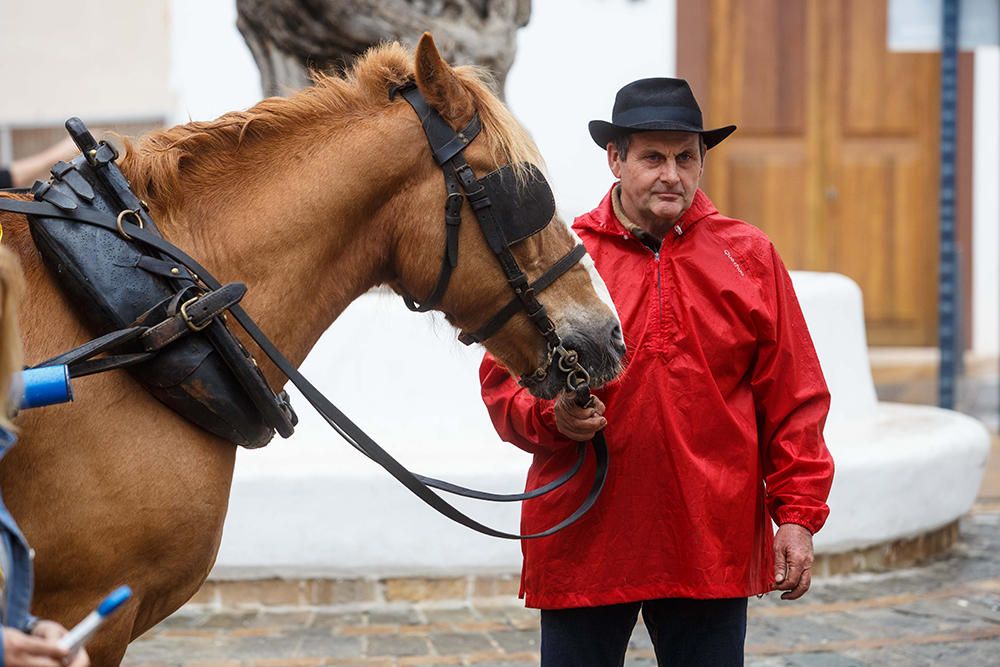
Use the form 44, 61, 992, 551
608, 131, 704, 238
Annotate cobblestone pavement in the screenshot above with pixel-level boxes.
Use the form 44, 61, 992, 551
122, 503, 1000, 667
123, 373, 1000, 667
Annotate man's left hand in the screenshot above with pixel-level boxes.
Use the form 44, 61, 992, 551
772, 523, 814, 600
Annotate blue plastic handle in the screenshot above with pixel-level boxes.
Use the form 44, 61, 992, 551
19, 365, 73, 409
97, 585, 132, 617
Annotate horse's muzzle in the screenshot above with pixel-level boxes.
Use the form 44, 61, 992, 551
524, 315, 625, 400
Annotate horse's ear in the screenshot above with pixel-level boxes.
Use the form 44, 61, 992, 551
414, 33, 475, 126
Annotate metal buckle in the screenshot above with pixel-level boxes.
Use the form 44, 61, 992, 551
180, 296, 212, 332
454, 163, 478, 188
445, 192, 464, 219
115, 208, 144, 240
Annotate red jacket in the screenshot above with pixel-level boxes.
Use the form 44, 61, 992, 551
479, 187, 834, 609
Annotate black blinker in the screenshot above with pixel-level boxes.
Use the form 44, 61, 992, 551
477, 163, 555, 246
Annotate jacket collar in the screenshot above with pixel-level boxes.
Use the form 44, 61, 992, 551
579, 184, 718, 242
610, 186, 661, 250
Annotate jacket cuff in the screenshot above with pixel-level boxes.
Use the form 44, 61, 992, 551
777, 519, 815, 535
22, 614, 40, 633
538, 400, 559, 432
539, 399, 579, 451
774, 506, 828, 535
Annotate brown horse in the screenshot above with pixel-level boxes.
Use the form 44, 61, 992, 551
0, 34, 621, 665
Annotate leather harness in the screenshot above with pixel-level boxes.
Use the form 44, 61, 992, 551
0, 87, 610, 539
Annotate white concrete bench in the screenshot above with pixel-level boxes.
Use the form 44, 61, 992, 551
792, 273, 989, 559
212, 273, 990, 578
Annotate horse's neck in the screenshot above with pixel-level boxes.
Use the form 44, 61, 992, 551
146, 118, 412, 381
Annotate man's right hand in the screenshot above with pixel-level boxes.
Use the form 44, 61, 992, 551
553, 392, 607, 441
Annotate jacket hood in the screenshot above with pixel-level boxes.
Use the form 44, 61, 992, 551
573, 185, 719, 240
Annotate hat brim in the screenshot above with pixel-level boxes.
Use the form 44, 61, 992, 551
588, 120, 737, 151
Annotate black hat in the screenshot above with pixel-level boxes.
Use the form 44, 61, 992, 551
589, 78, 737, 150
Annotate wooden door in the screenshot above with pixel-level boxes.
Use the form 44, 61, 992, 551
678, 0, 941, 345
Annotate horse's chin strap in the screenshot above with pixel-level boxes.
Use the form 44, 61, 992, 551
456, 243, 588, 346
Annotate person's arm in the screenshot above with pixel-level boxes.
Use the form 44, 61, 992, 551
479, 353, 581, 454
6, 137, 82, 188
750, 243, 835, 599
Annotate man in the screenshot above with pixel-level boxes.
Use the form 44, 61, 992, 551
478, 78, 835, 666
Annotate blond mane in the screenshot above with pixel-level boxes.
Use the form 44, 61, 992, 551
120, 42, 541, 214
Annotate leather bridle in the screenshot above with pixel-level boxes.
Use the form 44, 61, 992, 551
391, 82, 593, 392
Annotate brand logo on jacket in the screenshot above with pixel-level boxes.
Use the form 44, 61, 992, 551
724, 249, 745, 277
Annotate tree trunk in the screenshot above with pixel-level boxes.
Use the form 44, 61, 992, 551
236, 0, 531, 99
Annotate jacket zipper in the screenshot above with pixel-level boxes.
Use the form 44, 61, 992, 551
621, 230, 667, 346
654, 249, 662, 332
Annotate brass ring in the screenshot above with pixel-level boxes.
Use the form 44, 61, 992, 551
115, 208, 144, 240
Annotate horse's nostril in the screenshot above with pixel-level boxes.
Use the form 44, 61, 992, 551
610, 323, 624, 344
607, 323, 626, 357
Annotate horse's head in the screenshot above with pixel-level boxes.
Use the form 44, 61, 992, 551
389, 35, 624, 399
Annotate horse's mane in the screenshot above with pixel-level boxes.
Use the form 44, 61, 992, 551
120, 42, 541, 214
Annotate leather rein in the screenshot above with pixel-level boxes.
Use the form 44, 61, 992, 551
0, 86, 609, 539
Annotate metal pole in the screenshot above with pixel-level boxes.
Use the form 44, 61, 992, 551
938, 0, 960, 409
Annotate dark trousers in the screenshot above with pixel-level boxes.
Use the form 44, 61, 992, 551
540, 597, 748, 667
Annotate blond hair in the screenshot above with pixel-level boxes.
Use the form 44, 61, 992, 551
0, 247, 25, 429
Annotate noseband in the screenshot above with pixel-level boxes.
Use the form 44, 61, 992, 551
391, 82, 590, 392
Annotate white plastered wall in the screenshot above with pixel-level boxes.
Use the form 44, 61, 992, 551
972, 46, 999, 356
0, 0, 172, 124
